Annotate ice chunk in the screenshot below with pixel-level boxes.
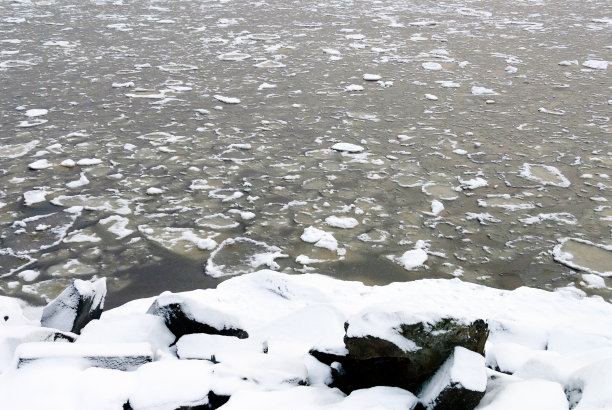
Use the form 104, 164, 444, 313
331, 143, 365, 153
325, 216, 359, 229
582, 60, 608, 70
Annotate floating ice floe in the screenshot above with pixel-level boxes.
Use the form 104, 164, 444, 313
24, 109, 48, 117
66, 173, 90, 188
519, 163, 570, 187
301, 226, 340, 253
139, 226, 218, 258
23, 190, 48, 206
422, 62, 442, 70
582, 60, 608, 70
254, 60, 286, 68
477, 194, 535, 211
63, 229, 102, 244
345, 84, 364, 92
331, 143, 365, 153
28, 159, 53, 170
465, 212, 501, 225
363, 73, 382, 81
518, 213, 577, 226
205, 237, 287, 278
458, 177, 488, 190
218, 52, 251, 61
471, 86, 497, 96
99, 216, 133, 239
214, 95, 241, 104
325, 216, 359, 229
425, 94, 438, 101
437, 80, 460, 88
552, 238, 612, 276
112, 82, 135, 88
389, 240, 429, 270
157, 63, 198, 72
430, 200, 444, 216
17, 119, 48, 128
0, 140, 39, 159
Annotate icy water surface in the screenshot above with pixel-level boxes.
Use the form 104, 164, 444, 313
1, 0, 611, 307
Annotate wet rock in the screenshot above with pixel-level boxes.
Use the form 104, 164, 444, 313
415, 346, 487, 410
325, 316, 488, 393
40, 278, 107, 334
147, 293, 248, 340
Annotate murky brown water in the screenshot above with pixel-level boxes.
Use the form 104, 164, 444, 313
1, 0, 610, 308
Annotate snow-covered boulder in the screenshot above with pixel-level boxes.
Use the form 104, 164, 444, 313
0, 326, 76, 373
334, 315, 488, 392
40, 278, 107, 334
77, 314, 175, 358
147, 292, 248, 340
15, 342, 153, 371
416, 346, 487, 410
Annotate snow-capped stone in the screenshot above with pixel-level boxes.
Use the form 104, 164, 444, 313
40, 278, 107, 334
417, 347, 487, 410
147, 293, 248, 340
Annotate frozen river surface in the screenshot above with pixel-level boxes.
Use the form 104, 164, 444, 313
0, 0, 610, 307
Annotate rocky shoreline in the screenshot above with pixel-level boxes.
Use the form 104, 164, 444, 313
1, 270, 612, 409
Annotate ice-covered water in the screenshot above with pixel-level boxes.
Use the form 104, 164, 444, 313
0, 0, 610, 307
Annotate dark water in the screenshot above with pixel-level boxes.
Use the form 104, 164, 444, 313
1, 0, 610, 308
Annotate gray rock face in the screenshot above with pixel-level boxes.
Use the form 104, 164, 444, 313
40, 278, 107, 334
147, 296, 248, 340
315, 317, 488, 393
416, 346, 487, 410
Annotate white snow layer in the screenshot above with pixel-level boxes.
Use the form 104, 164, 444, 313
1, 270, 612, 410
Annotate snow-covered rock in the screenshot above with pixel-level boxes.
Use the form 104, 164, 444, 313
146, 293, 248, 340
40, 278, 107, 334
339, 316, 488, 392
1, 270, 612, 410
417, 347, 487, 410
15, 342, 153, 371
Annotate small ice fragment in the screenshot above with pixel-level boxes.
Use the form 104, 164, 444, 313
431, 200, 444, 215
301, 226, 339, 251
505, 66, 518, 73
363, 73, 382, 81
471, 86, 497, 95
112, 81, 135, 88
25, 109, 48, 117
23, 190, 47, 206
76, 158, 102, 166
422, 62, 442, 70
322, 48, 341, 55
582, 60, 608, 70
580, 274, 606, 289
325, 216, 359, 229
60, 159, 76, 168
28, 159, 52, 170
346, 84, 364, 92
425, 94, 438, 100
66, 173, 90, 188
398, 248, 428, 270
258, 82, 276, 90
18, 269, 40, 282
214, 95, 241, 104
438, 81, 460, 88
458, 177, 488, 190
331, 142, 364, 153
146, 187, 164, 195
